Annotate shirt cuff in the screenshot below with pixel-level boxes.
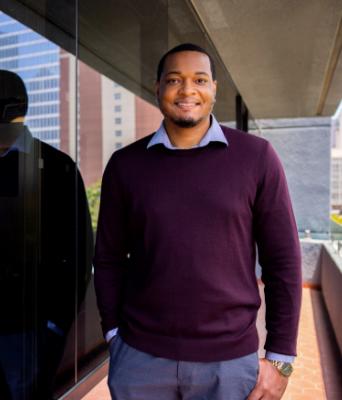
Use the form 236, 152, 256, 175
265, 351, 295, 363
106, 327, 118, 342
47, 320, 66, 337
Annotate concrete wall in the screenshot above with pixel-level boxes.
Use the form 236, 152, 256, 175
223, 117, 331, 234
252, 118, 331, 234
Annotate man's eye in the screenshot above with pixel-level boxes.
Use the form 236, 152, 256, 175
167, 79, 178, 83
197, 79, 207, 83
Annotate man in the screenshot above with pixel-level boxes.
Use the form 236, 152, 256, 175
94, 43, 302, 400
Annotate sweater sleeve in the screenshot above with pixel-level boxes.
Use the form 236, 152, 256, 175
253, 141, 302, 356
93, 154, 130, 337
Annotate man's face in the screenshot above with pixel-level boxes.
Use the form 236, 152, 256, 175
156, 51, 217, 128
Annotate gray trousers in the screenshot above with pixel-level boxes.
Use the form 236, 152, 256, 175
108, 331, 259, 400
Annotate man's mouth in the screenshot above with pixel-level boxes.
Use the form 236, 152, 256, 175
175, 102, 199, 110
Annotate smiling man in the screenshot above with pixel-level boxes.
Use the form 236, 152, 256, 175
94, 43, 302, 400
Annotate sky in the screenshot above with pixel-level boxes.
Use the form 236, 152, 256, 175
332, 99, 342, 119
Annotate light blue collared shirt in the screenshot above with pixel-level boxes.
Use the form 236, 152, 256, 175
147, 114, 228, 150
108, 114, 294, 363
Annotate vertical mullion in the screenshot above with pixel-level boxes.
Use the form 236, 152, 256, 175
74, 0, 79, 384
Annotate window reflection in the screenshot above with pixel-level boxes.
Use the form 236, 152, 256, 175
0, 68, 93, 398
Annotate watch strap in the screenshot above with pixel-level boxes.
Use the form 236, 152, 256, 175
268, 360, 294, 377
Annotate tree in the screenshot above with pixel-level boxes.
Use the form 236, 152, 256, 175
86, 179, 101, 230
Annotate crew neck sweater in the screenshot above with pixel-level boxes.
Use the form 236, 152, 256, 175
93, 125, 302, 362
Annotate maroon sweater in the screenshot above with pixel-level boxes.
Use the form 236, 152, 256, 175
93, 125, 302, 362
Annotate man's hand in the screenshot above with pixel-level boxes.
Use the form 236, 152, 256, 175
247, 359, 289, 400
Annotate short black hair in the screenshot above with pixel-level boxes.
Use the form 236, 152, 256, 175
157, 43, 216, 82
0, 70, 28, 123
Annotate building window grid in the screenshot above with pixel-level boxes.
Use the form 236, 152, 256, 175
114, 93, 121, 100
0, 21, 29, 34
27, 78, 60, 91
0, 31, 41, 47
32, 130, 59, 140
26, 103, 59, 116
115, 118, 122, 125
28, 91, 59, 103
331, 158, 342, 205
26, 117, 60, 129
0, 41, 56, 58
11, 66, 60, 80
0, 14, 61, 159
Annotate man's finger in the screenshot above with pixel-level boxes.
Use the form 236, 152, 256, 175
246, 385, 263, 400
246, 359, 265, 400
247, 359, 289, 400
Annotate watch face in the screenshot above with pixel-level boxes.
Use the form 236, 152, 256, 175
280, 363, 293, 377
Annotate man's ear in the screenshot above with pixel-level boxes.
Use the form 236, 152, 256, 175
213, 80, 217, 98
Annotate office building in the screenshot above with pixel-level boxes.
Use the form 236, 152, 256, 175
0, 11, 60, 148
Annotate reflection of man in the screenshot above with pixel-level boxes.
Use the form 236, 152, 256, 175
94, 44, 302, 400
0, 70, 92, 399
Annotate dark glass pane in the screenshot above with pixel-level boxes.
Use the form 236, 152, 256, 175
0, 2, 91, 398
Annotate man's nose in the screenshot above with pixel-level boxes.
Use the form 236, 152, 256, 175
179, 79, 196, 96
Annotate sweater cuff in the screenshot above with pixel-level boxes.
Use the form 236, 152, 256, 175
265, 335, 297, 357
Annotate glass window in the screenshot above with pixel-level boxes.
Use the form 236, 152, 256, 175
114, 82, 120, 87
115, 130, 122, 136
115, 118, 121, 124
115, 142, 122, 149
115, 105, 121, 112
114, 93, 121, 99
0, 8, 83, 398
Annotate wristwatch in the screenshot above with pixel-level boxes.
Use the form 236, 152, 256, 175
268, 360, 294, 377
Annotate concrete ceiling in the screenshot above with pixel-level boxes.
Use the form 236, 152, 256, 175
193, 0, 342, 118
1, 0, 237, 121
2, 0, 342, 119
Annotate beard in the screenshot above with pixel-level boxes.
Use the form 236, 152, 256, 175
169, 115, 203, 128
161, 99, 215, 129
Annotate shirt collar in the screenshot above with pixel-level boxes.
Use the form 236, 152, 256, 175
147, 114, 228, 150
0, 124, 33, 158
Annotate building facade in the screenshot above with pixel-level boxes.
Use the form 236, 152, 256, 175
0, 11, 61, 148
332, 110, 342, 208
0, 11, 163, 188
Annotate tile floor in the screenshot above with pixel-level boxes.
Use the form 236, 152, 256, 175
83, 285, 342, 400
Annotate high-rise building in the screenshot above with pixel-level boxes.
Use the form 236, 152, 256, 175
0, 11, 163, 188
0, 11, 61, 149
75, 61, 163, 187
332, 112, 342, 207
